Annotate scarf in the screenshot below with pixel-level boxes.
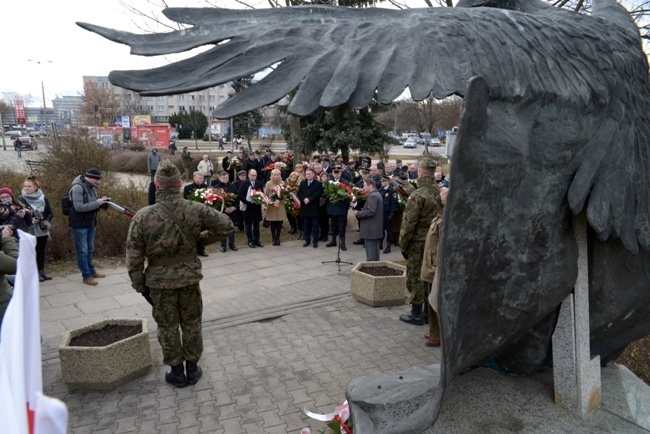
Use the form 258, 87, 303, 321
20, 188, 45, 212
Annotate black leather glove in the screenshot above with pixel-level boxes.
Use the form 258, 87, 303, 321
401, 251, 408, 260
141, 288, 154, 306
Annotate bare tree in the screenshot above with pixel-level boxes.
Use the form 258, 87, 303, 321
80, 83, 122, 126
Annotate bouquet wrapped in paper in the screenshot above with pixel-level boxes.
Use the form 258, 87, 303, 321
250, 189, 271, 206
323, 182, 353, 204
227, 157, 243, 173
187, 187, 236, 212
351, 186, 367, 205
268, 183, 288, 207
284, 182, 301, 216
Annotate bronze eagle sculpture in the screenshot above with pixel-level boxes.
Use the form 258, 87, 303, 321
78, 0, 649, 422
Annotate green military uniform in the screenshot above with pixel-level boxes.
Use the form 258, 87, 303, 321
126, 160, 234, 381
399, 159, 442, 325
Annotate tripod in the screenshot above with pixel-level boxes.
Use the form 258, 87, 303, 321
322, 233, 353, 272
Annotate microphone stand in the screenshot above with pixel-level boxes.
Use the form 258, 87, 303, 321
322, 232, 353, 272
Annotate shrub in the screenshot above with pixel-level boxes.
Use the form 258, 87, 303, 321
110, 152, 185, 175
2, 130, 149, 262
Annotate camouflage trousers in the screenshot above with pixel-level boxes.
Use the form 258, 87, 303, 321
150, 283, 203, 366
405, 242, 426, 304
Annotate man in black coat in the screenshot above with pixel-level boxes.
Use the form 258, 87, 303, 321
379, 175, 399, 254
222, 150, 235, 183
325, 167, 350, 250
211, 171, 239, 252
238, 169, 264, 248
297, 168, 324, 248
182, 171, 209, 257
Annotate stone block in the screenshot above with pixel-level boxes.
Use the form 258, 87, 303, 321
346, 364, 443, 434
350, 261, 407, 307
59, 318, 152, 392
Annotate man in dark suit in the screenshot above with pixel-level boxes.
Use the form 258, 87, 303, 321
183, 171, 209, 257
325, 167, 350, 250
238, 169, 264, 248
222, 150, 234, 183
298, 168, 324, 248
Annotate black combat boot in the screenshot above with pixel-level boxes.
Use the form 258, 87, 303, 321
165, 364, 187, 388
326, 237, 337, 247
186, 361, 203, 385
340, 237, 347, 251
399, 303, 424, 326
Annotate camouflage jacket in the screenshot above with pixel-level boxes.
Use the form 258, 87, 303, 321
399, 176, 442, 252
126, 189, 234, 291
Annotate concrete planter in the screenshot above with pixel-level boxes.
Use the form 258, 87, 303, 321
350, 261, 407, 307
59, 318, 152, 392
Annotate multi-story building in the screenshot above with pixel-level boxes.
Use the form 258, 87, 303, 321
82, 76, 231, 124
52, 95, 84, 128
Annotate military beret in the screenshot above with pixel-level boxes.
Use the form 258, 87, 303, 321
155, 159, 180, 178
419, 157, 438, 171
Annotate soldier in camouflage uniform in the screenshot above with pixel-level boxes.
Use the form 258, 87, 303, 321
399, 158, 442, 326
126, 159, 234, 388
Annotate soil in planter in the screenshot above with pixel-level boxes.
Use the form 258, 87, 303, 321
359, 266, 404, 277
70, 324, 142, 347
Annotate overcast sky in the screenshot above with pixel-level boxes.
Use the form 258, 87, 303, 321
1, 0, 642, 107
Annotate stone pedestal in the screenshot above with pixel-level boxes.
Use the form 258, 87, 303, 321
350, 261, 407, 307
552, 213, 601, 416
59, 318, 152, 392
346, 364, 443, 434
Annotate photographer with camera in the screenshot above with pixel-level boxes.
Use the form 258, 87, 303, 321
69, 168, 110, 286
0, 188, 32, 240
17, 176, 54, 282
0, 224, 18, 333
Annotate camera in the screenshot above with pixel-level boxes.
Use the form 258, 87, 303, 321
33, 209, 47, 231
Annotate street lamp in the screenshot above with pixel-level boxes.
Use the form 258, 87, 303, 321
227, 86, 236, 152
28, 59, 53, 134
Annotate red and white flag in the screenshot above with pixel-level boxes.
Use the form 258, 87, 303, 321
0, 231, 68, 434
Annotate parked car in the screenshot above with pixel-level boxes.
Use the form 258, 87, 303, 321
403, 138, 418, 149
432, 138, 441, 147
16, 136, 37, 150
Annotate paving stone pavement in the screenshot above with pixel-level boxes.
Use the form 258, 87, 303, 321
38, 234, 649, 433
40, 237, 440, 433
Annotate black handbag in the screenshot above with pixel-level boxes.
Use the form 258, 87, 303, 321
263, 219, 270, 228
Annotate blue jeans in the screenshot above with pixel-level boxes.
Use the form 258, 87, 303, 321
16, 147, 22, 158
73, 227, 97, 280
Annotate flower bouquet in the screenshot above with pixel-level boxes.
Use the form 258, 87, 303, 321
301, 401, 352, 434
268, 184, 288, 207
351, 186, 367, 205
323, 182, 353, 204
250, 189, 271, 206
284, 182, 301, 216
408, 179, 418, 189
397, 194, 407, 213
262, 162, 277, 172
187, 187, 236, 212
228, 157, 242, 173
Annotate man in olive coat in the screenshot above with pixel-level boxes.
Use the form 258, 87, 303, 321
399, 157, 442, 326
126, 159, 234, 388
